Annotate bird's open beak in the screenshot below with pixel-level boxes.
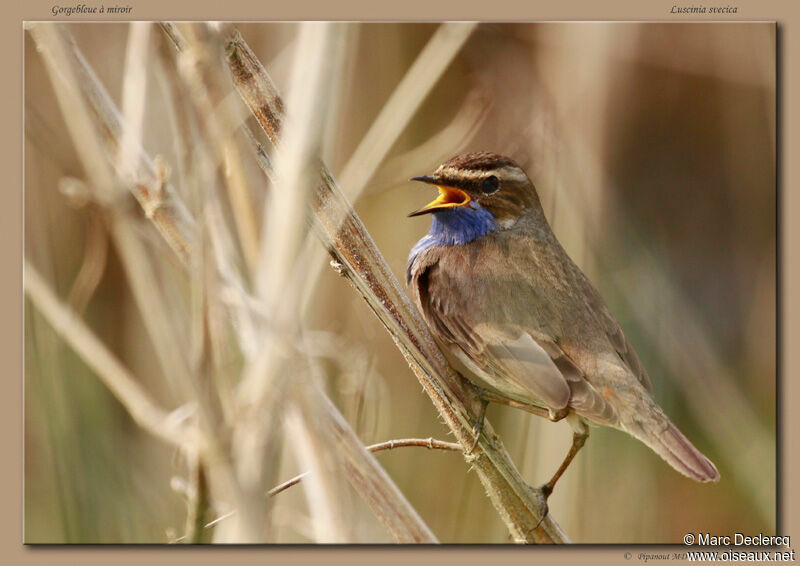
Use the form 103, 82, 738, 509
408, 177, 471, 217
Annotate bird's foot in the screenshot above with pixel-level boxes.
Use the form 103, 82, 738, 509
468, 395, 489, 454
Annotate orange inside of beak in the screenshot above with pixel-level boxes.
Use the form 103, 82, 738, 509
409, 186, 471, 216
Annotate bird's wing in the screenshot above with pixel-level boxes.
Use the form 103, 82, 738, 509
412, 252, 617, 423
577, 271, 654, 393
478, 325, 572, 410
482, 327, 617, 424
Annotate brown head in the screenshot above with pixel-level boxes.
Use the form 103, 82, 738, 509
408, 152, 542, 225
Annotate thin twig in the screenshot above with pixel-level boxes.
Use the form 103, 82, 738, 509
196, 435, 463, 534
267, 437, 462, 497
368, 437, 463, 453
178, 398, 450, 541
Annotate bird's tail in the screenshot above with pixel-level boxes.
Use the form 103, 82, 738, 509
620, 406, 720, 483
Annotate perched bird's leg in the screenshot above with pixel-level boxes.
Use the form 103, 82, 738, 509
541, 426, 589, 497
532, 417, 589, 531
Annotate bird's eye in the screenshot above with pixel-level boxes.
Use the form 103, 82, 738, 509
482, 175, 499, 194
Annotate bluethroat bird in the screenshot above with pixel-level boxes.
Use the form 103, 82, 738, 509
406, 152, 719, 505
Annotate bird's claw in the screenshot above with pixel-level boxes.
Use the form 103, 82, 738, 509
468, 430, 481, 454
468, 396, 489, 454
533, 500, 550, 531
530, 483, 553, 531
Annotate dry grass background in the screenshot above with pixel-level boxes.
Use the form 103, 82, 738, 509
24, 22, 775, 543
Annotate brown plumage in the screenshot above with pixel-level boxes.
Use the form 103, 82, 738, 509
406, 152, 719, 488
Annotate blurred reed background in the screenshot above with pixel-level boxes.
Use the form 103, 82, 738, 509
24, 22, 775, 543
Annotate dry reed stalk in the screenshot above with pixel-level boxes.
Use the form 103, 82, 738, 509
171, 22, 439, 543
224, 26, 569, 544
368, 87, 493, 194
31, 22, 438, 543
284, 398, 350, 543
31, 22, 274, 543
336, 22, 477, 205
117, 23, 152, 182
182, 445, 210, 544
298, 25, 485, 318
301, 383, 437, 541
30, 25, 197, 265
172, 23, 261, 273
24, 260, 192, 449
230, 21, 345, 541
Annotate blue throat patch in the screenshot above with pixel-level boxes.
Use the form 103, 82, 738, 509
410, 203, 497, 261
